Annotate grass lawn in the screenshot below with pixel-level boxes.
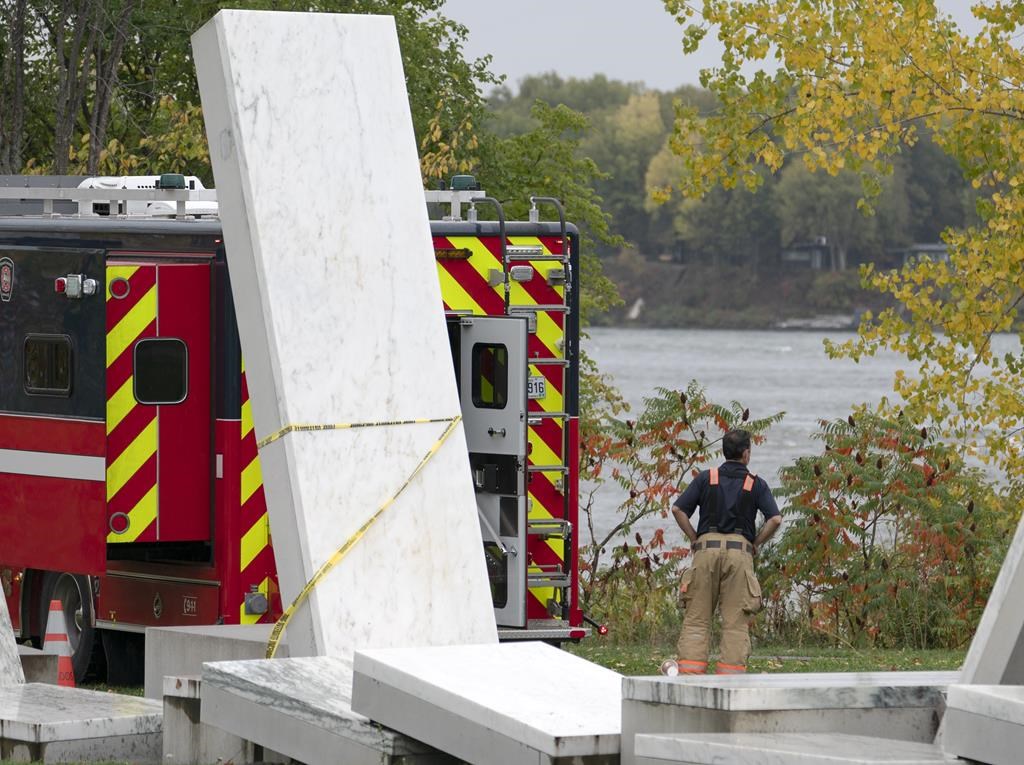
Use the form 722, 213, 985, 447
567, 639, 966, 676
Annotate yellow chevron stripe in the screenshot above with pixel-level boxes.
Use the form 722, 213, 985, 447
106, 286, 156, 368
106, 418, 157, 501
437, 264, 486, 315
107, 484, 157, 543
239, 576, 272, 626
446, 236, 505, 299
105, 266, 139, 299
529, 431, 561, 469
241, 455, 263, 507
240, 513, 269, 572
241, 397, 254, 440
106, 377, 137, 435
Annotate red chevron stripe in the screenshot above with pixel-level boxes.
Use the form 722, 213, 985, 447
529, 538, 565, 571
240, 485, 267, 528
107, 453, 157, 513
538, 236, 566, 255
105, 267, 156, 328
530, 417, 564, 459
440, 257, 504, 314
106, 405, 156, 459
528, 470, 565, 517
528, 358, 564, 392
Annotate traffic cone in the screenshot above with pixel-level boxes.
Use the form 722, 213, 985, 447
43, 599, 75, 687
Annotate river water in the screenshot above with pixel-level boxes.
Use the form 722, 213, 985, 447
581, 327, 1019, 543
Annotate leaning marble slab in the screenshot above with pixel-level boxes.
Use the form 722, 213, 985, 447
352, 642, 622, 765
0, 683, 161, 763
0, 587, 24, 685
960, 505, 1024, 684
633, 732, 958, 765
620, 672, 958, 765
201, 655, 454, 765
941, 684, 1024, 765
192, 9, 496, 660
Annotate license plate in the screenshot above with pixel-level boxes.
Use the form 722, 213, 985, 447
528, 375, 546, 400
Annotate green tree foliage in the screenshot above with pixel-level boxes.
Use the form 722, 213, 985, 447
762, 410, 1005, 649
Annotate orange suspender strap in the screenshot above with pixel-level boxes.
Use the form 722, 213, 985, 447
709, 467, 719, 485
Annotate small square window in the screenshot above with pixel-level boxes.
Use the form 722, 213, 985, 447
24, 335, 72, 397
134, 338, 188, 405
472, 343, 508, 410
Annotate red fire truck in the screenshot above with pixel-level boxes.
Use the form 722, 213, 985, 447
0, 174, 584, 683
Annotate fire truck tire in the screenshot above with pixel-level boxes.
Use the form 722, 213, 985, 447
38, 572, 100, 684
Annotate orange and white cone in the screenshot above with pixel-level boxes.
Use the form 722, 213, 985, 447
43, 598, 75, 687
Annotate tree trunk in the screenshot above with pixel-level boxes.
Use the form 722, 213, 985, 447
87, 0, 136, 173
0, 0, 28, 173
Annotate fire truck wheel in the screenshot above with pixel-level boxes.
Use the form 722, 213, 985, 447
38, 572, 99, 684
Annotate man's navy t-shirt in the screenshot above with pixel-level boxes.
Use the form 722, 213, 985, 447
673, 460, 780, 543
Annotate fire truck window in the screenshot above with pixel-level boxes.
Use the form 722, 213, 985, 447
23, 335, 72, 396
134, 338, 188, 405
472, 343, 508, 409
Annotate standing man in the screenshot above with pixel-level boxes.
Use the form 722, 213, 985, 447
665, 429, 783, 675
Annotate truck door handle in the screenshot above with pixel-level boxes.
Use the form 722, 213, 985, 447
488, 427, 506, 438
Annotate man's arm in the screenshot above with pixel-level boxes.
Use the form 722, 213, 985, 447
672, 505, 698, 544
753, 514, 782, 555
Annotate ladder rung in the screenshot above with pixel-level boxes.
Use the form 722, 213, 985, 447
508, 253, 568, 263
528, 465, 568, 474
528, 519, 572, 540
528, 569, 570, 589
528, 358, 568, 367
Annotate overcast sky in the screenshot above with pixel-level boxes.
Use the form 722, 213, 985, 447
442, 1, 985, 93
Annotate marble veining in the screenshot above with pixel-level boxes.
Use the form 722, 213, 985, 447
0, 684, 161, 742
202, 656, 431, 756
191, 9, 496, 660
946, 684, 1024, 726
0, 589, 24, 686
352, 642, 622, 757
635, 732, 957, 764
623, 672, 958, 711
961, 507, 1024, 684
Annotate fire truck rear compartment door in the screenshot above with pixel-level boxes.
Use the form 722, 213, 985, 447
456, 316, 529, 627
105, 260, 212, 544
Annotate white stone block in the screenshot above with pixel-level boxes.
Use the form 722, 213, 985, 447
634, 732, 957, 765
191, 9, 496, 659
0, 590, 24, 686
352, 642, 622, 764
201, 656, 450, 764
960, 509, 1024, 684
621, 673, 957, 765
942, 684, 1024, 765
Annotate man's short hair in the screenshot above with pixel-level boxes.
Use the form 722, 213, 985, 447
723, 429, 751, 460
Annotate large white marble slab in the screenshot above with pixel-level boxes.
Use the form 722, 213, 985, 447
201, 656, 452, 764
620, 673, 957, 765
634, 732, 957, 765
961, 508, 1024, 684
0, 683, 161, 763
942, 684, 1024, 765
191, 9, 496, 659
352, 642, 622, 764
0, 592, 23, 686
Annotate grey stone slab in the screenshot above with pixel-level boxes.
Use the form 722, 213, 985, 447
192, 8, 496, 661
961, 505, 1024, 684
352, 642, 622, 765
0, 683, 162, 763
633, 732, 958, 765
144, 623, 289, 699
942, 684, 1024, 765
621, 673, 957, 765
201, 655, 453, 765
0, 590, 24, 685
17, 645, 56, 684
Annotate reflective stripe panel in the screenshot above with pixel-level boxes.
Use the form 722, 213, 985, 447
715, 662, 747, 674
0, 449, 105, 481
710, 467, 719, 485
238, 365, 272, 623
742, 475, 754, 491
106, 264, 158, 544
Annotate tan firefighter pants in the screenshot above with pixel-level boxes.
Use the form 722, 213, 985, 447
675, 532, 763, 674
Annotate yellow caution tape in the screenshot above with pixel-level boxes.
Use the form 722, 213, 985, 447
265, 415, 462, 658
257, 416, 456, 450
